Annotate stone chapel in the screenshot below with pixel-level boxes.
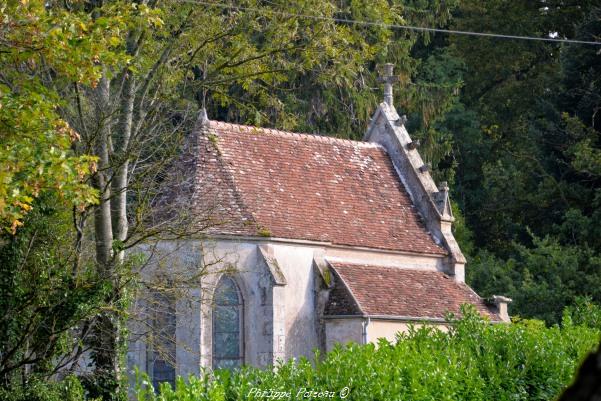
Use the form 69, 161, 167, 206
126, 64, 511, 388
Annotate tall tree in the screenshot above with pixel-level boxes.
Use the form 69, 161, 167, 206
449, 1, 601, 324
0, 0, 136, 393
0, 0, 126, 233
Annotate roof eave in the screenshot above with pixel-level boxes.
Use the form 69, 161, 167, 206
322, 314, 503, 324
201, 233, 448, 258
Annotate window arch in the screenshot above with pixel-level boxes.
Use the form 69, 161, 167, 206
212, 276, 243, 369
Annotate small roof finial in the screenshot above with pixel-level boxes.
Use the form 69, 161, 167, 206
435, 181, 454, 221
378, 63, 399, 107
198, 107, 209, 127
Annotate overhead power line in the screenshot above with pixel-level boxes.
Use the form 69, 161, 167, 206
178, 0, 601, 46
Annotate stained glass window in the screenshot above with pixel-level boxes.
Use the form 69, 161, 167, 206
148, 291, 176, 390
212, 276, 243, 369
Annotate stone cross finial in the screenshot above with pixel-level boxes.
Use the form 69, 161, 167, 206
378, 63, 399, 107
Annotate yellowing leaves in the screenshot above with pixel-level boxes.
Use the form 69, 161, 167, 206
10, 219, 23, 234
109, 36, 121, 47
0, 0, 135, 233
14, 201, 32, 212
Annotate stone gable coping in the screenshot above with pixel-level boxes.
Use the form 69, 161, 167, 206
363, 102, 467, 279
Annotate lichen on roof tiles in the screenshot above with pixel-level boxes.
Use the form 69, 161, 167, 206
192, 120, 447, 255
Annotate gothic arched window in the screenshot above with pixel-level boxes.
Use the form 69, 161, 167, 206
212, 276, 243, 369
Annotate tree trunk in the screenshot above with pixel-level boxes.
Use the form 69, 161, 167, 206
94, 74, 114, 269
111, 68, 135, 262
90, 29, 140, 398
90, 74, 121, 400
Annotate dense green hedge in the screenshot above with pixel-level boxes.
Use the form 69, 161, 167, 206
135, 307, 600, 401
0, 375, 91, 401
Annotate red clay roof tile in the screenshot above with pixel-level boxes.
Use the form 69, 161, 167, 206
326, 262, 500, 321
195, 121, 447, 255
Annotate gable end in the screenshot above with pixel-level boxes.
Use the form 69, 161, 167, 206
364, 102, 467, 280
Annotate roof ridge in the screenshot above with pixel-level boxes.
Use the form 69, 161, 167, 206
207, 120, 382, 148
331, 262, 446, 273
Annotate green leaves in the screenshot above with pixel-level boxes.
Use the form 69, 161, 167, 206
166, 0, 459, 140
445, 2, 601, 327
0, 0, 163, 233
0, 194, 113, 389
0, 85, 99, 233
138, 308, 600, 401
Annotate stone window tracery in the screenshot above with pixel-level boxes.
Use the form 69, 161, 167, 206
212, 276, 243, 369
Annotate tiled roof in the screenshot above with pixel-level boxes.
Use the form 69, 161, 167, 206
325, 262, 500, 321
194, 120, 447, 255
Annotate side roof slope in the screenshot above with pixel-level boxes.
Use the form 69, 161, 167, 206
193, 120, 446, 255
325, 262, 500, 321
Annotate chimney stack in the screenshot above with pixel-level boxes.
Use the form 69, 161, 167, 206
492, 295, 512, 322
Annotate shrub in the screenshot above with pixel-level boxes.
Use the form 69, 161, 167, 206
135, 306, 600, 401
0, 375, 92, 401
563, 297, 601, 329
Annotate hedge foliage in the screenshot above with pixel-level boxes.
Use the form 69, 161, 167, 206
0, 375, 92, 401
135, 307, 600, 401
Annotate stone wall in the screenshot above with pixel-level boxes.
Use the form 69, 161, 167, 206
127, 237, 447, 383
367, 320, 448, 344
324, 319, 365, 351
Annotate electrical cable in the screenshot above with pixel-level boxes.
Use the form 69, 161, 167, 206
177, 0, 601, 46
